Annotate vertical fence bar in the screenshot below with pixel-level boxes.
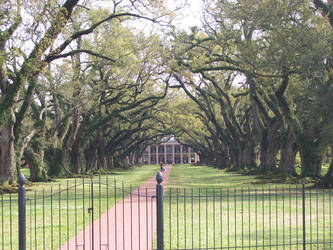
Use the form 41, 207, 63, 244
296, 184, 299, 247
10, 192, 12, 250
302, 181, 306, 250
67, 181, 69, 250
241, 187, 244, 249
42, 189, 45, 250
138, 186, 140, 250
99, 176, 102, 249
130, 185, 133, 250
107, 177, 110, 250
82, 177, 86, 249
115, 179, 118, 250
282, 186, 285, 249
192, 188, 194, 249
206, 188, 208, 250
310, 188, 312, 250
329, 184, 332, 247
18, 173, 26, 250
199, 188, 201, 249
269, 185, 271, 250
220, 187, 223, 249
323, 185, 325, 248
234, 187, 237, 249
227, 187, 230, 248
156, 171, 164, 250
124, 182, 126, 250
213, 188, 216, 249
1, 192, 3, 250
151, 196, 154, 249
29, 198, 32, 250
177, 188, 179, 249
262, 186, 265, 249
51, 186, 53, 250
74, 178, 77, 248
59, 184, 61, 249
184, 188, 187, 249
146, 188, 148, 250
255, 187, 257, 249
34, 191, 36, 250
170, 188, 172, 250
289, 185, 291, 247
249, 187, 251, 248
316, 187, 319, 250
275, 185, 278, 248
91, 178, 94, 250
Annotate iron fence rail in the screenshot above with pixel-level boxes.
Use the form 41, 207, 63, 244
0, 173, 332, 250
0, 174, 156, 250
161, 184, 333, 250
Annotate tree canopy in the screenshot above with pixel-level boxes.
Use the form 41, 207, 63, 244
0, 0, 332, 186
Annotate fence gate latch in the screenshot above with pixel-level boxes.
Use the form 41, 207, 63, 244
88, 207, 93, 213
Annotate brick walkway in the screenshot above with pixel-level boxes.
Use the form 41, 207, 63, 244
59, 165, 171, 250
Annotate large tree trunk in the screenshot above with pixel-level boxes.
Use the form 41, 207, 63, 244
260, 122, 280, 173
96, 130, 107, 170
62, 107, 80, 172
0, 119, 15, 184
322, 144, 333, 186
239, 139, 256, 170
69, 115, 87, 174
280, 129, 297, 176
198, 151, 215, 165
24, 148, 47, 182
106, 154, 113, 169
213, 139, 228, 169
234, 140, 253, 170
85, 142, 97, 172
71, 140, 82, 174
300, 137, 322, 177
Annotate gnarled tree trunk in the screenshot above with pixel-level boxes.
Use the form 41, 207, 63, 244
260, 122, 280, 173
299, 133, 323, 177
280, 129, 297, 176
0, 119, 15, 184
24, 148, 47, 182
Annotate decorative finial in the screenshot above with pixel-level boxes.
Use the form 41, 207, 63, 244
156, 171, 163, 184
18, 173, 26, 186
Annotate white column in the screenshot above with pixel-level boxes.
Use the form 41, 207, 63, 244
164, 144, 167, 164
188, 147, 191, 163
195, 153, 199, 163
180, 145, 183, 164
148, 145, 151, 164
172, 144, 175, 164
156, 145, 158, 164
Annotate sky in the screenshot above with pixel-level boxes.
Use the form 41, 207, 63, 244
167, 0, 204, 30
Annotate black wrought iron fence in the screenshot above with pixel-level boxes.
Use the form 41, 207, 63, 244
159, 183, 333, 250
1, 172, 333, 250
1, 174, 156, 250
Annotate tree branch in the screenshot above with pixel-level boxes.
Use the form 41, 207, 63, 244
45, 49, 116, 63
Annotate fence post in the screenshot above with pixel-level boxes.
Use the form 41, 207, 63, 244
156, 171, 164, 250
302, 181, 306, 250
18, 173, 26, 250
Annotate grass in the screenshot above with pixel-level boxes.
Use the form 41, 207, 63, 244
156, 164, 333, 250
2, 164, 333, 249
0, 164, 160, 250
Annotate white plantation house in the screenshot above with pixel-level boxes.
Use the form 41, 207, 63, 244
140, 137, 199, 165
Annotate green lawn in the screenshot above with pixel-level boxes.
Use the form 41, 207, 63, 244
0, 164, 160, 250
157, 165, 333, 250
2, 164, 332, 250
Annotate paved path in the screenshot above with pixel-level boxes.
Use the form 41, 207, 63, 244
59, 166, 171, 250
